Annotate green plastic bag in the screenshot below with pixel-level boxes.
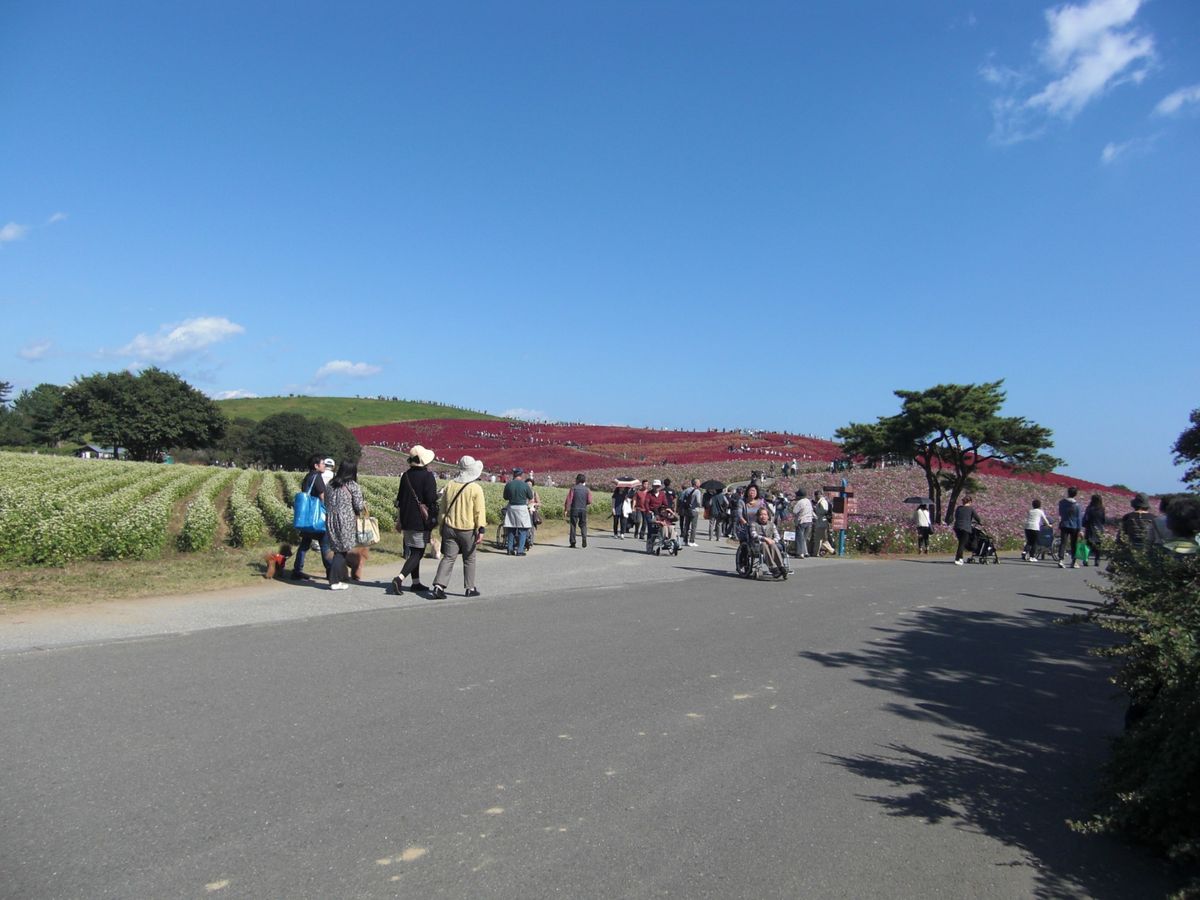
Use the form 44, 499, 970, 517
1075, 540, 1091, 562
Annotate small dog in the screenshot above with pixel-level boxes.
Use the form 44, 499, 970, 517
346, 546, 370, 580
264, 544, 293, 579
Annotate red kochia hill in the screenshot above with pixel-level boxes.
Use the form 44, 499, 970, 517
352, 419, 839, 473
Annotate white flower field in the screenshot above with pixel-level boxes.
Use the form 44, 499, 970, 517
0, 452, 403, 567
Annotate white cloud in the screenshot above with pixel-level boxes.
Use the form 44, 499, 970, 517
1154, 83, 1200, 116
500, 408, 549, 422
1100, 134, 1156, 164
986, 0, 1155, 144
314, 360, 382, 380
118, 316, 245, 363
0, 222, 29, 243
47, 212, 68, 225
18, 339, 52, 361
211, 389, 259, 400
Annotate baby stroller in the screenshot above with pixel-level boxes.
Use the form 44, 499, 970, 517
734, 525, 792, 580
966, 525, 1000, 564
647, 517, 682, 556
1030, 525, 1055, 561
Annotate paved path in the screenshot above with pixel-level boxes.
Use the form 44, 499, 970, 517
0, 537, 1182, 898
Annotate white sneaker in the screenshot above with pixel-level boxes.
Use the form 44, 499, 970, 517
954, 559, 964, 566
330, 582, 349, 590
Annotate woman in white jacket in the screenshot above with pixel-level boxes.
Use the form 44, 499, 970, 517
1022, 499, 1052, 561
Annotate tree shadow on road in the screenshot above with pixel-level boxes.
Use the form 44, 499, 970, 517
799, 605, 1179, 898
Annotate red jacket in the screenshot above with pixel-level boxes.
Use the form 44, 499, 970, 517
644, 490, 668, 513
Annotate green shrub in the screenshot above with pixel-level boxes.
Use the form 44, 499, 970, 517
1070, 545, 1200, 891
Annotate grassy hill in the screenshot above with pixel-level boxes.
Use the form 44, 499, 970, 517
216, 396, 501, 428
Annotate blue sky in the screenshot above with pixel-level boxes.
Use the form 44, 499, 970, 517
2, 0, 1197, 491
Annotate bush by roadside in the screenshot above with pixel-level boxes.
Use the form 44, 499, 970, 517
1070, 545, 1200, 897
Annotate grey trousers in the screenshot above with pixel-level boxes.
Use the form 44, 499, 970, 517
434, 526, 477, 590
795, 522, 812, 557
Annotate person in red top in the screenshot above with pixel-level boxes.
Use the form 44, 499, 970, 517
643, 480, 669, 550
633, 479, 650, 540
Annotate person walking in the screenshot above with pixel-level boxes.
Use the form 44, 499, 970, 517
1057, 486, 1084, 569
811, 489, 832, 557
709, 487, 730, 541
392, 445, 439, 595
632, 479, 650, 540
611, 483, 630, 539
1082, 494, 1107, 567
429, 455, 487, 599
503, 467, 534, 555
324, 461, 366, 590
679, 478, 703, 546
1119, 493, 1157, 550
952, 496, 982, 565
914, 503, 932, 554
791, 489, 814, 558
565, 473, 592, 548
292, 455, 330, 581
1022, 499, 1051, 562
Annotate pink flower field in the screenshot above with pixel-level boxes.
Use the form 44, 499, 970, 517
357, 418, 1140, 550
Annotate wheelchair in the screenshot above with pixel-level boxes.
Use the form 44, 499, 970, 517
646, 519, 681, 556
493, 505, 536, 551
734, 526, 791, 580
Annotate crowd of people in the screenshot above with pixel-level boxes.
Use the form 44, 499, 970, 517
287, 446, 1200, 597
947, 486, 1200, 567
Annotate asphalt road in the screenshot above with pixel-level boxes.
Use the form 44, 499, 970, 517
0, 538, 1180, 898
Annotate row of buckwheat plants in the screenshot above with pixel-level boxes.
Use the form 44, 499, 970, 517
227, 469, 267, 548
358, 476, 397, 531
177, 468, 239, 552
256, 473, 298, 543
100, 466, 214, 560
18, 464, 209, 564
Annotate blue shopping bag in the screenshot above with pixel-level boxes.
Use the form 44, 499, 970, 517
293, 491, 327, 532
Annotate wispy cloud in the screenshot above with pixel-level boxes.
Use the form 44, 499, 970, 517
985, 0, 1155, 144
314, 360, 382, 381
1100, 135, 1156, 164
0, 222, 29, 244
500, 408, 549, 421
18, 339, 53, 361
1154, 83, 1200, 117
212, 389, 259, 400
47, 212, 68, 225
118, 316, 245, 363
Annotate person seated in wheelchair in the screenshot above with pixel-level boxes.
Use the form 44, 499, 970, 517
749, 507, 788, 577
649, 506, 682, 554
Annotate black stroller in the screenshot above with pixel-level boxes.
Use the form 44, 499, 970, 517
966, 525, 1000, 564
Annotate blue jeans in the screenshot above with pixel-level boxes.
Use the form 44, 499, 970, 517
506, 527, 529, 554
293, 529, 330, 576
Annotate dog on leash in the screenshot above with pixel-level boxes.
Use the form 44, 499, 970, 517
346, 546, 370, 580
264, 544, 293, 579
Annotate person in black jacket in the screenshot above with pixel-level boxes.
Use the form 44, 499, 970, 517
292, 454, 330, 580
952, 496, 982, 566
392, 445, 440, 595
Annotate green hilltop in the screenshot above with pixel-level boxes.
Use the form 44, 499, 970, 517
216, 396, 501, 428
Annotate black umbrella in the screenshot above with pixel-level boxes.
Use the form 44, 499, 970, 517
700, 479, 726, 491
904, 496, 933, 505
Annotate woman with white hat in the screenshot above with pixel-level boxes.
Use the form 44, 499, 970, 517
392, 445, 439, 595
429, 456, 488, 600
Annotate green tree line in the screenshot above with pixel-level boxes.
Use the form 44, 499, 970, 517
0, 371, 359, 468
